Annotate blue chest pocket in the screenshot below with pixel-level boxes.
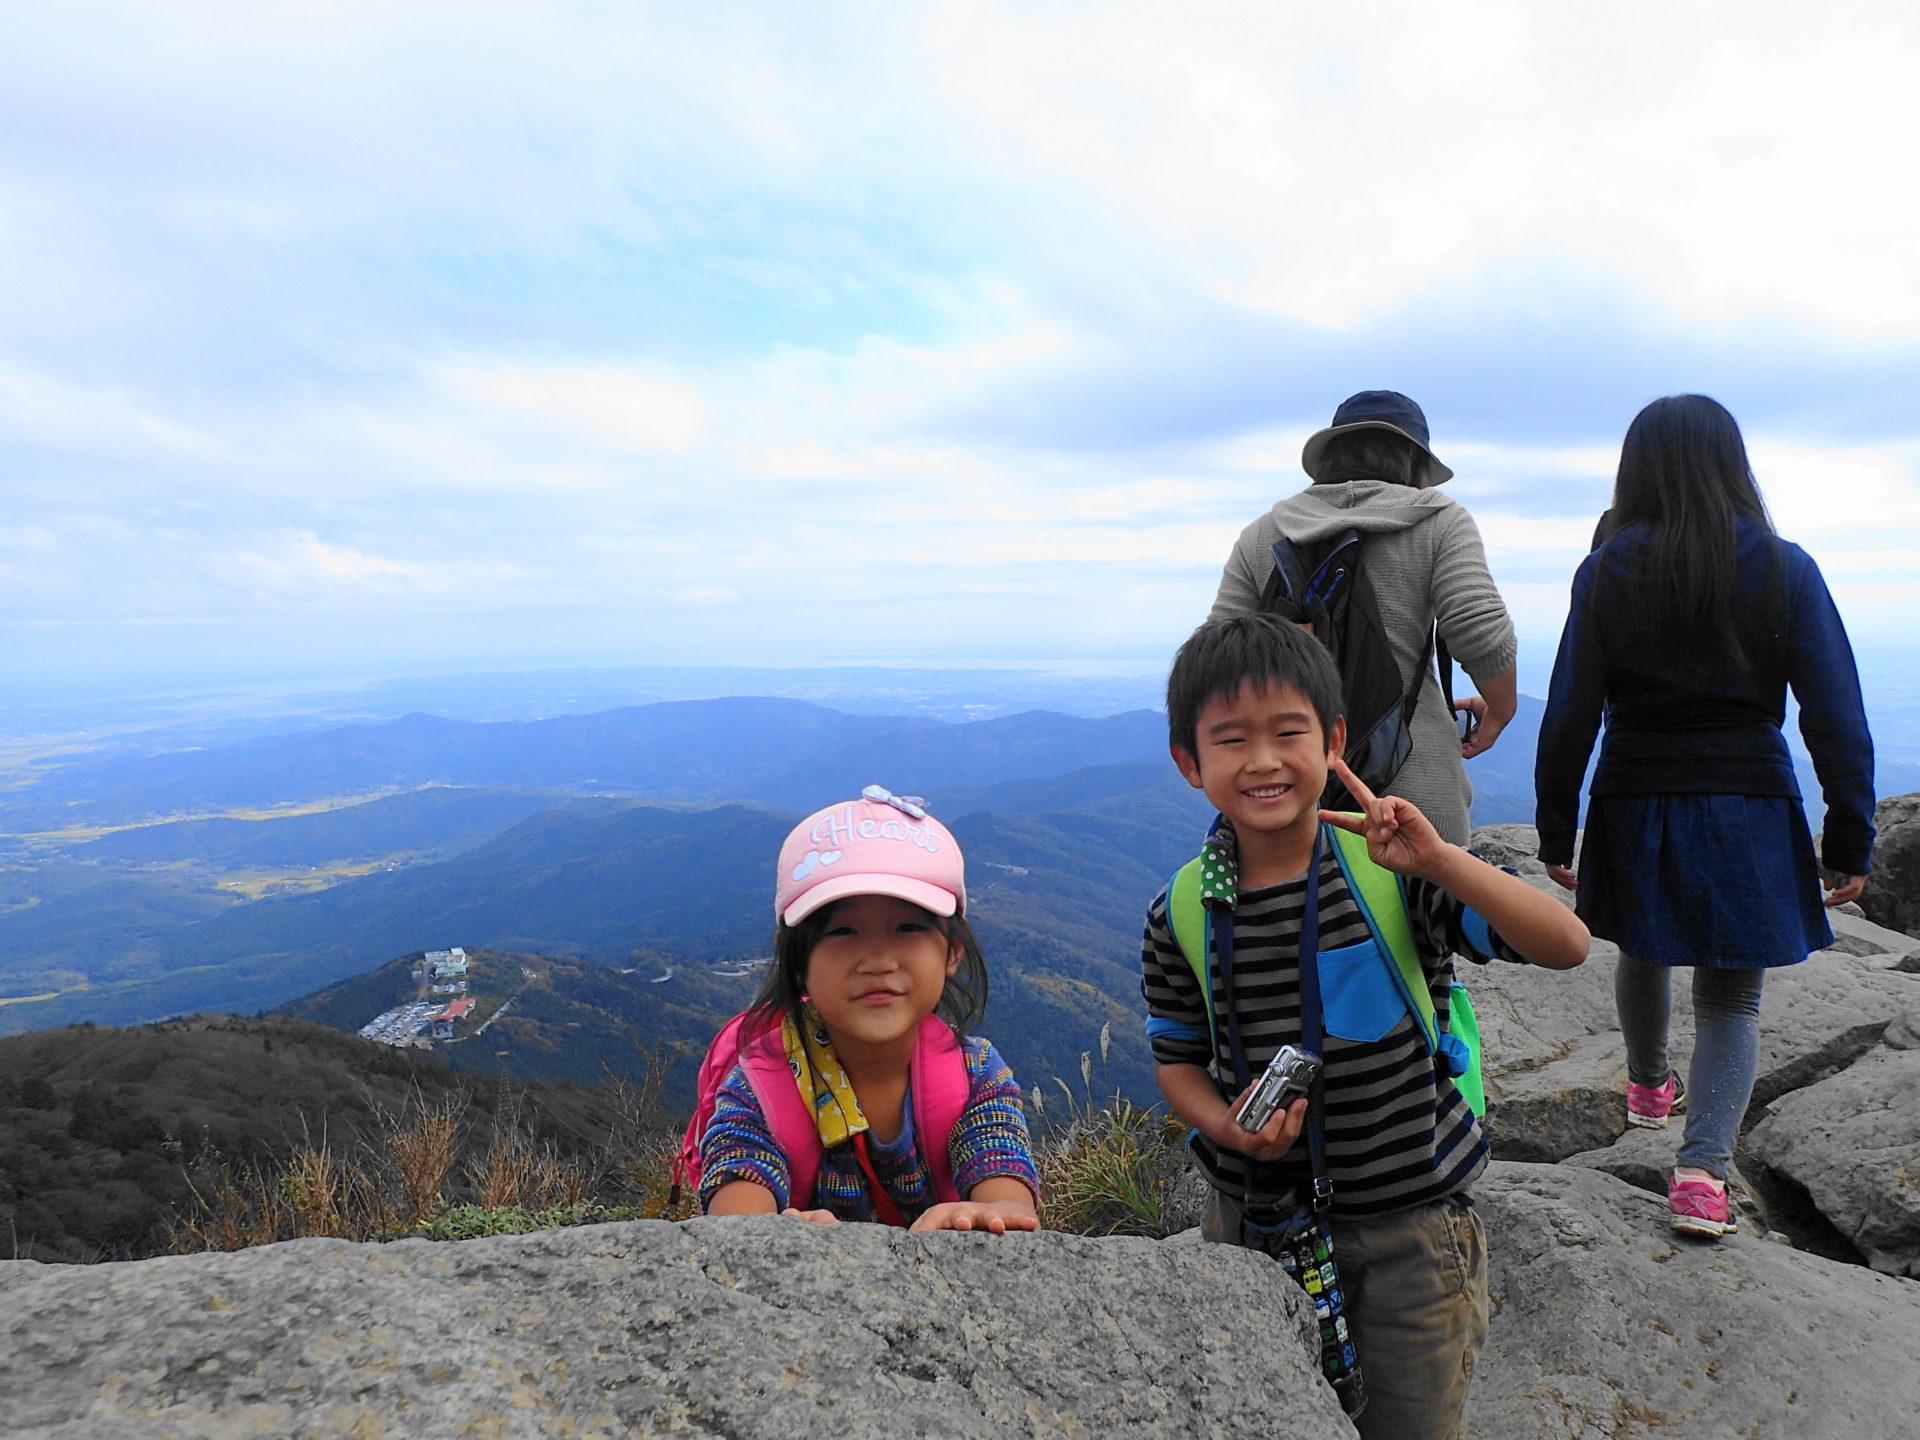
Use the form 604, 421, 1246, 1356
1318, 938, 1404, 1044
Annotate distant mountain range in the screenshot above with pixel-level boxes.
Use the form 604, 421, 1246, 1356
2, 699, 1169, 830
14, 686, 1903, 840
2, 689, 1906, 1106
2, 790, 1196, 1101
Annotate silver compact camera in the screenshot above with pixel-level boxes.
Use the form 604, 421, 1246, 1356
1235, 1045, 1322, 1133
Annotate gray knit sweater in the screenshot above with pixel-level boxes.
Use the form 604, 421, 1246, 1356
1209, 479, 1518, 845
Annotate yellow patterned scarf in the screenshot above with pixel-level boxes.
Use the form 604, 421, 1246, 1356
781, 1007, 869, 1148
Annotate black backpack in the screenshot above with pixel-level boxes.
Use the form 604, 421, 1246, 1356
1258, 532, 1454, 811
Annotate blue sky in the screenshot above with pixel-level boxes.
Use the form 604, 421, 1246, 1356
4, 1, 1918, 700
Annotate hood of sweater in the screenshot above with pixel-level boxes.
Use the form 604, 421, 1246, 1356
1268, 478, 1458, 546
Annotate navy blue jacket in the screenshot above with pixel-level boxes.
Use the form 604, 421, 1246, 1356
1535, 518, 1876, 874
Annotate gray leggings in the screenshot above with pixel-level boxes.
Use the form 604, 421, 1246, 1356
1615, 953, 1766, 1179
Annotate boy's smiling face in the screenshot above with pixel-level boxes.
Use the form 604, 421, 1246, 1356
1173, 680, 1347, 845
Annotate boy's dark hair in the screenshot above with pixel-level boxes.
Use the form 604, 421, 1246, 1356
746, 901, 989, 1042
1167, 612, 1345, 756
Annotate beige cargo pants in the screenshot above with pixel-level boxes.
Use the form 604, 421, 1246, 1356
1203, 1188, 1490, 1440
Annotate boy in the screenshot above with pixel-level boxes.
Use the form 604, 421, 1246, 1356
1143, 614, 1587, 1440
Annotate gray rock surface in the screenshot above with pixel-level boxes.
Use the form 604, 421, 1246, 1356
1744, 1036, 1920, 1276
13, 1169, 1920, 1440
1470, 1162, 1920, 1440
0, 1218, 1352, 1440
1557, 1126, 1773, 1240
1158, 1156, 1213, 1236
1464, 822, 1552, 876
1469, 929, 1631, 1163
1826, 903, 1920, 965
1859, 792, 1920, 940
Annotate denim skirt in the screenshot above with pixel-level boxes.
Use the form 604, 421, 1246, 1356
1575, 793, 1831, 967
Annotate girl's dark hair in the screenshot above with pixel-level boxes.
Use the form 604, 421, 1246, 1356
1314, 429, 1429, 488
1602, 394, 1773, 647
745, 899, 989, 1044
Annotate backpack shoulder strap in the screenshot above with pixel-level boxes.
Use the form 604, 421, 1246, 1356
1165, 857, 1216, 1047
739, 1021, 824, 1210
910, 1015, 969, 1203
674, 1010, 753, 1202
1326, 822, 1485, 1114
1260, 537, 1313, 621
1325, 822, 1437, 1048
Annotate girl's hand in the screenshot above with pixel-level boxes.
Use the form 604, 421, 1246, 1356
781, 1207, 840, 1225
1319, 757, 1450, 880
1823, 871, 1866, 907
909, 1200, 1040, 1234
1546, 865, 1578, 892
1214, 1092, 1308, 1162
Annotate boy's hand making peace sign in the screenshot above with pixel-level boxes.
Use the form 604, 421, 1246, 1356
1320, 756, 1591, 970
1317, 757, 1451, 881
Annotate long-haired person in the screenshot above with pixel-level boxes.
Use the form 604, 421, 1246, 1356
1535, 394, 1875, 1238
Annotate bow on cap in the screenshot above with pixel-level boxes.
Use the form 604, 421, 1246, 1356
861, 783, 928, 819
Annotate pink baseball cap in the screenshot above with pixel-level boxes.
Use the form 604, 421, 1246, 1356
775, 785, 967, 927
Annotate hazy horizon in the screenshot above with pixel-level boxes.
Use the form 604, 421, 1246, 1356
8, 652, 1917, 775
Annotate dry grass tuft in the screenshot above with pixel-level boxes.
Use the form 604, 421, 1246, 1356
169, 1078, 676, 1253
1031, 1029, 1190, 1238
384, 1098, 463, 1228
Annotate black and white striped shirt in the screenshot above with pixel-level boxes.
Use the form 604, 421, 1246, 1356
1141, 844, 1525, 1217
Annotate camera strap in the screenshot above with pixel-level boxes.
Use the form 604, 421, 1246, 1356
1240, 827, 1362, 1414
1218, 827, 1332, 1209
1295, 828, 1332, 1215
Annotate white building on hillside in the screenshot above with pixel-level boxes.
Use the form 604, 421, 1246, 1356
426, 947, 470, 979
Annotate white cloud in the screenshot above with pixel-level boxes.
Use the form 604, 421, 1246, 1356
0, 363, 223, 458
288, 539, 441, 586
925, 0, 1920, 339
1753, 439, 1920, 540
442, 362, 711, 454
1474, 515, 1602, 551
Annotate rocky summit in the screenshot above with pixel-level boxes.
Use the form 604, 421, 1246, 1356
1473, 1163, 1920, 1438
9, 1168, 1920, 1439
1, 1220, 1347, 1440
8, 818, 1920, 1438
1860, 792, 1920, 942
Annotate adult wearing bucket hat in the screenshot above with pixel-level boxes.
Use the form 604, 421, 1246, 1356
1208, 390, 1519, 845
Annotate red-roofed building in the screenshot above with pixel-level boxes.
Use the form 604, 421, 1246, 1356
429, 996, 478, 1040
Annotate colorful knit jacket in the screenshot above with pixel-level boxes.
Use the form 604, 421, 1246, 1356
697, 1035, 1039, 1222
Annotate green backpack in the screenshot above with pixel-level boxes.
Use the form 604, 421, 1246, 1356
1165, 822, 1486, 1115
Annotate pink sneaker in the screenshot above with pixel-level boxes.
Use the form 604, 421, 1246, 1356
1627, 1072, 1684, 1129
1669, 1173, 1736, 1238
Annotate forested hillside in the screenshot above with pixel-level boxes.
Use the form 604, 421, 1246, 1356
0, 1016, 640, 1264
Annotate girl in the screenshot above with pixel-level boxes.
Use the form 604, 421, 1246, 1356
1535, 395, 1875, 1239
699, 786, 1041, 1232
